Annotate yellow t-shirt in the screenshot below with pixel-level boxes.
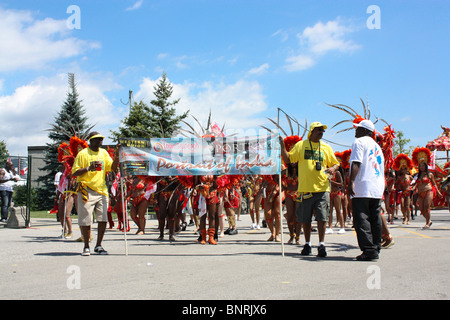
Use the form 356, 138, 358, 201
289, 139, 340, 193
72, 147, 113, 196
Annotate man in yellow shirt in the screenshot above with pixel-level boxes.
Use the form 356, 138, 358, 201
72, 132, 120, 256
280, 122, 340, 257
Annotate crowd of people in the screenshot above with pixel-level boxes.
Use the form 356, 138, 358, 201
23, 121, 450, 258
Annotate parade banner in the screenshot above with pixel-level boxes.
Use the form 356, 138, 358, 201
118, 133, 281, 176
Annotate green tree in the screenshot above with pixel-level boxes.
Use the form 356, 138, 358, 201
36, 73, 92, 210
393, 130, 411, 157
111, 73, 188, 140
0, 140, 9, 166
149, 72, 188, 138
110, 100, 156, 141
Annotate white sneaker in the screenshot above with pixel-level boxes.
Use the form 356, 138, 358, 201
81, 248, 90, 256
338, 228, 346, 234
256, 224, 261, 230
325, 228, 333, 234
250, 223, 256, 230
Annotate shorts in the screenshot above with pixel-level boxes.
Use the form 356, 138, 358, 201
77, 188, 109, 227
295, 192, 330, 223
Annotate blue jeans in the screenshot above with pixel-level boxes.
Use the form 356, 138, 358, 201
0, 190, 13, 220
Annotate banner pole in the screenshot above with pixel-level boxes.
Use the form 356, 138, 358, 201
119, 164, 128, 256
279, 173, 285, 257
62, 191, 67, 239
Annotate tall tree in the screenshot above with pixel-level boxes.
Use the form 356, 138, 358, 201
111, 73, 189, 140
393, 130, 411, 157
110, 100, 156, 141
149, 72, 188, 138
36, 73, 92, 210
0, 141, 9, 166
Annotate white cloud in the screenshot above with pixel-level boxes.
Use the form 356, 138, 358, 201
284, 55, 316, 72
0, 7, 100, 72
284, 18, 360, 72
300, 19, 360, 55
0, 72, 122, 156
126, 0, 144, 11
134, 76, 268, 134
247, 63, 270, 76
272, 29, 289, 42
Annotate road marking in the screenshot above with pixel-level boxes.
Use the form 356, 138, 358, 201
399, 228, 432, 239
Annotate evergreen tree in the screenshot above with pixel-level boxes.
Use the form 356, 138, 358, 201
111, 73, 188, 140
393, 130, 411, 157
0, 141, 9, 166
36, 73, 92, 210
149, 72, 188, 138
110, 100, 156, 141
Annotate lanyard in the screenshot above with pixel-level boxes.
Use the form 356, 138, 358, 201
309, 140, 322, 162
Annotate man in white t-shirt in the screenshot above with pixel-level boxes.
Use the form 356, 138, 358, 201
348, 120, 385, 261
0, 161, 20, 222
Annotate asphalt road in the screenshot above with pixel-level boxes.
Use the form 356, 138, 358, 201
1, 208, 450, 302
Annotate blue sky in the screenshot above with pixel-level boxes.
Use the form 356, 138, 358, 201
0, 0, 449, 157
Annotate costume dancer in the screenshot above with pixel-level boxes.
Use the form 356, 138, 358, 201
157, 176, 179, 241
412, 148, 442, 229
194, 175, 219, 245
393, 154, 414, 225
129, 175, 157, 235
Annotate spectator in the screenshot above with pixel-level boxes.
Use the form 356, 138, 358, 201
72, 132, 119, 256
348, 120, 385, 261
280, 122, 340, 257
0, 160, 20, 222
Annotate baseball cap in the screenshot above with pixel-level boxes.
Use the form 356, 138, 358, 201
87, 131, 105, 141
354, 119, 375, 132
308, 122, 328, 139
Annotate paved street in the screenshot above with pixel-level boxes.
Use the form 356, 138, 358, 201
1, 208, 450, 302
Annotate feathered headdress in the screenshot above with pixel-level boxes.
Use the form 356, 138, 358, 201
176, 175, 194, 189
177, 109, 229, 139
325, 98, 388, 137
335, 149, 351, 170
412, 147, 432, 167
393, 154, 413, 171
379, 125, 396, 171
284, 135, 302, 152
57, 135, 89, 173
69, 135, 89, 157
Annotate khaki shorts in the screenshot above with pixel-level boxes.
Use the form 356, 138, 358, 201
296, 192, 330, 223
77, 188, 109, 227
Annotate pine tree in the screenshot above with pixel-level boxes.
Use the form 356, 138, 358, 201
35, 73, 91, 210
110, 100, 156, 141
111, 73, 189, 140
0, 141, 9, 166
149, 72, 188, 138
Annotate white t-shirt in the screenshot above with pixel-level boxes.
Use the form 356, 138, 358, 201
349, 136, 385, 199
0, 169, 19, 192
54, 172, 63, 186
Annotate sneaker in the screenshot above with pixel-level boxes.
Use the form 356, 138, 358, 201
337, 228, 346, 234
228, 228, 238, 235
250, 223, 256, 230
65, 232, 73, 239
81, 248, 90, 256
256, 224, 261, 230
300, 244, 312, 256
317, 244, 327, 257
325, 228, 333, 234
94, 245, 108, 255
